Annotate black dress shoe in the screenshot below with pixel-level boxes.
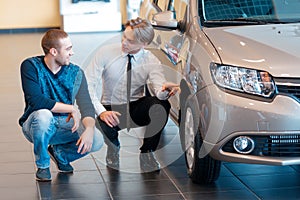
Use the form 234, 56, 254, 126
106, 145, 120, 169
139, 151, 160, 173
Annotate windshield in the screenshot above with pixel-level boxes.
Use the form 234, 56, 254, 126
201, 0, 300, 24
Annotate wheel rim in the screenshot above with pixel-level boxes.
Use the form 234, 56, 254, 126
185, 107, 195, 170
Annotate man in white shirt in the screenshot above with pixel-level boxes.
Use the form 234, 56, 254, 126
85, 17, 180, 172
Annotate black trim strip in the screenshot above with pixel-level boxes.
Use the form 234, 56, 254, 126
0, 27, 60, 34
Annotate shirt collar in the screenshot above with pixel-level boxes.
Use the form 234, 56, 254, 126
121, 48, 145, 62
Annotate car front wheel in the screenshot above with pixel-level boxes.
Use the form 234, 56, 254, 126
180, 101, 221, 184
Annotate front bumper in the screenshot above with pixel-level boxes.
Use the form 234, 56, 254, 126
200, 84, 300, 165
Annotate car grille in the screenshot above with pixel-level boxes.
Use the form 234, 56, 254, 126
275, 78, 300, 102
222, 135, 300, 157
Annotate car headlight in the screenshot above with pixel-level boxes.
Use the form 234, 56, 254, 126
210, 63, 275, 98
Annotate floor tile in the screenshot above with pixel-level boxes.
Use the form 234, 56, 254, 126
0, 161, 35, 174
101, 167, 169, 183
114, 193, 185, 200
0, 186, 39, 200
108, 179, 180, 199
224, 163, 296, 176
38, 182, 111, 199
0, 174, 37, 187
183, 189, 258, 200
52, 171, 103, 185
0, 141, 32, 153
171, 176, 249, 194
239, 173, 300, 190
0, 151, 34, 163
254, 187, 300, 200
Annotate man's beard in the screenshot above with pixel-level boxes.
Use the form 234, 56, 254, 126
55, 59, 69, 66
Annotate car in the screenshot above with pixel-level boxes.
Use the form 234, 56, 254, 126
139, 0, 300, 184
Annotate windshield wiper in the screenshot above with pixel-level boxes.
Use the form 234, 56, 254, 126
206, 17, 294, 25
206, 18, 269, 25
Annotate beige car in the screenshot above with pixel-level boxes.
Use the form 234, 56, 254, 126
140, 0, 300, 183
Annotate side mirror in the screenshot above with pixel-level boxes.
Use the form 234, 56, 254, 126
151, 11, 178, 29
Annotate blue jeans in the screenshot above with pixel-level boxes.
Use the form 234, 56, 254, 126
22, 109, 103, 169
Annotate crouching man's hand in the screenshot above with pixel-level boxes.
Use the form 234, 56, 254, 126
162, 82, 181, 98
76, 117, 95, 154
99, 111, 121, 128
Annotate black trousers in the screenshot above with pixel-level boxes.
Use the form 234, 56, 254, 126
97, 96, 171, 152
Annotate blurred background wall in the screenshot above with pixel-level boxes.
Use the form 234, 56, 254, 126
0, 0, 60, 29
0, 0, 130, 30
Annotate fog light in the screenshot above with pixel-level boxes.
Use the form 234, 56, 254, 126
233, 136, 255, 154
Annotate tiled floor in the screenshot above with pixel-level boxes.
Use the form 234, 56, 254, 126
2, 31, 300, 200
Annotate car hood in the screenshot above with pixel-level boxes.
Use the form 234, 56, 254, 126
204, 23, 300, 77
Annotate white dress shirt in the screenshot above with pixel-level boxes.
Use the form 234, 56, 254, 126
85, 43, 169, 116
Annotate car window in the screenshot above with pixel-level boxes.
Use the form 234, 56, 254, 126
154, 0, 187, 21
201, 0, 300, 23
140, 0, 163, 21
232, 0, 273, 17
274, 0, 300, 20
156, 0, 169, 11
203, 0, 246, 20
172, 0, 188, 21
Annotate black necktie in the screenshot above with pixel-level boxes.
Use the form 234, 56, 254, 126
126, 54, 133, 131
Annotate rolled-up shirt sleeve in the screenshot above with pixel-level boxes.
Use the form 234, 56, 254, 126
85, 50, 107, 116
146, 57, 169, 100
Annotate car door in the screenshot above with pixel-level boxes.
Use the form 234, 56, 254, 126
140, 0, 188, 119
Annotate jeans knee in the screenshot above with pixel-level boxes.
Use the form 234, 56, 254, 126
90, 129, 104, 152
33, 109, 53, 132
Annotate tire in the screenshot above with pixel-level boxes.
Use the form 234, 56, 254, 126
180, 100, 221, 184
